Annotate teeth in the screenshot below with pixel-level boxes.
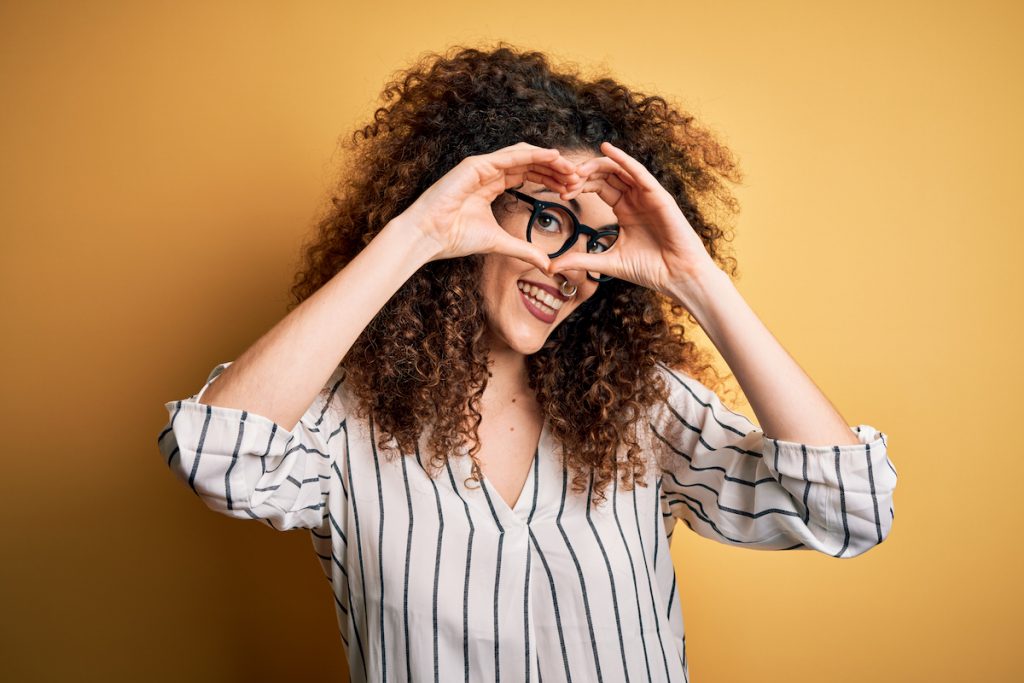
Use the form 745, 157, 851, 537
517, 281, 563, 313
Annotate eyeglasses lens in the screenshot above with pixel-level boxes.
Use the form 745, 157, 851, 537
528, 205, 618, 282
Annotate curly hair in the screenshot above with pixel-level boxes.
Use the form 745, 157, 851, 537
288, 42, 745, 508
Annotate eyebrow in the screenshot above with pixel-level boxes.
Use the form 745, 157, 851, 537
532, 188, 619, 232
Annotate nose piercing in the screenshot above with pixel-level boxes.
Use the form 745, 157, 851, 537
559, 278, 577, 297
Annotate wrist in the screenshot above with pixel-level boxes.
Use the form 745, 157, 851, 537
380, 214, 444, 269
663, 262, 731, 315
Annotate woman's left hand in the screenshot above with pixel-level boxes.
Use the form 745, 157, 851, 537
545, 141, 720, 297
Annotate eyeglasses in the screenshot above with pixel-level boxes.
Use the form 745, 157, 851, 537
503, 189, 618, 283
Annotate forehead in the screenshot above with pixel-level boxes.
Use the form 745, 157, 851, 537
558, 148, 599, 164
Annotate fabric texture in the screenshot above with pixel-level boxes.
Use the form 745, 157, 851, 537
157, 360, 898, 683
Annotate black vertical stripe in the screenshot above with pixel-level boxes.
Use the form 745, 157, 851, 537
257, 421, 278, 477
666, 571, 677, 624
345, 417, 370, 680
369, 416, 389, 682
632, 483, 672, 682
555, 462, 603, 681
224, 410, 246, 510
526, 449, 542, 679
161, 401, 183, 466
681, 635, 688, 683
444, 458, 475, 683
400, 451, 415, 683
479, 476, 506, 683
587, 470, 632, 681
186, 404, 214, 494
527, 529, 572, 682
799, 444, 811, 523
523, 536, 532, 683
610, 471, 651, 683
865, 442, 882, 543
333, 417, 365, 677
523, 445, 540, 683
832, 446, 851, 557
416, 444, 445, 683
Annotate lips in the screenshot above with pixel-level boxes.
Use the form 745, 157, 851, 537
519, 279, 570, 302
518, 286, 557, 323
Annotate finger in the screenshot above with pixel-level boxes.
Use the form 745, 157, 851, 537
502, 161, 580, 188
490, 231, 552, 273
598, 142, 658, 186
524, 171, 574, 193
560, 175, 627, 206
502, 170, 574, 194
573, 171, 631, 194
489, 146, 577, 175
523, 162, 580, 185
547, 250, 617, 278
573, 156, 637, 189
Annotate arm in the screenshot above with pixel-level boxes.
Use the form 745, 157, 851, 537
155, 217, 438, 531
197, 141, 577, 432
157, 144, 580, 529
549, 142, 897, 555
666, 265, 863, 446
652, 363, 897, 558
197, 216, 440, 433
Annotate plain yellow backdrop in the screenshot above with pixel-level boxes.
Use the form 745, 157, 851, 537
2, 0, 1020, 681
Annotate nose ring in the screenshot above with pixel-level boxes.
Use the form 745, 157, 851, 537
559, 278, 577, 297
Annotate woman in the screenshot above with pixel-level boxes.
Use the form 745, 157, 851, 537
157, 44, 898, 683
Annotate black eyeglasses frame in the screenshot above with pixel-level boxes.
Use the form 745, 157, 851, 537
503, 189, 618, 283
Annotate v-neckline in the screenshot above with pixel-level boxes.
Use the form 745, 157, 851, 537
475, 417, 545, 519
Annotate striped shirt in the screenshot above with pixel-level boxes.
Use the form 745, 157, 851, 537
156, 360, 898, 683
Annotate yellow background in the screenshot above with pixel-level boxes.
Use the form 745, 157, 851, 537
3, 0, 1020, 681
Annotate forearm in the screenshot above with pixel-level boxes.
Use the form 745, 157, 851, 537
665, 266, 862, 446
199, 217, 439, 432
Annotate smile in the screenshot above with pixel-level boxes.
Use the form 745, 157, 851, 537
517, 281, 562, 322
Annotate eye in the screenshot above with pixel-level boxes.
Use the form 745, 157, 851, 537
536, 211, 563, 233
535, 206, 573, 235
589, 229, 619, 253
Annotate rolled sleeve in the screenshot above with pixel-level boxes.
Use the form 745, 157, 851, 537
651, 363, 898, 558
156, 361, 349, 531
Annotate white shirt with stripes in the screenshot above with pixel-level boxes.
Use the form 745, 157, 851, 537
157, 360, 897, 683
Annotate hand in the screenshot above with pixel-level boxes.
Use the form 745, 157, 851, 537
545, 141, 720, 296
398, 142, 582, 272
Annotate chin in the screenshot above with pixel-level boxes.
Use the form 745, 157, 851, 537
506, 331, 548, 355
493, 320, 555, 355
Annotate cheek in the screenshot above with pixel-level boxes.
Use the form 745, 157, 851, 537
577, 283, 600, 304
479, 258, 519, 312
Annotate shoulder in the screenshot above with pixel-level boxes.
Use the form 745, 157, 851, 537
651, 361, 709, 412
648, 361, 750, 432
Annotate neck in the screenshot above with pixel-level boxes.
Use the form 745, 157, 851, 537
481, 331, 533, 410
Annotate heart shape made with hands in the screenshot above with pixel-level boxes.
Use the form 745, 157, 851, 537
543, 141, 720, 297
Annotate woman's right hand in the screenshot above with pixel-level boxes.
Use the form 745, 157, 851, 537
397, 142, 581, 272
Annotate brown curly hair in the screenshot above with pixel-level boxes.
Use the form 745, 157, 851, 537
288, 42, 745, 508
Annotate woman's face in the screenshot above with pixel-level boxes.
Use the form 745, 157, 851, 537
479, 148, 618, 356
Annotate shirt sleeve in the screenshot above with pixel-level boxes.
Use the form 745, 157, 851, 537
650, 363, 898, 558
156, 361, 349, 531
